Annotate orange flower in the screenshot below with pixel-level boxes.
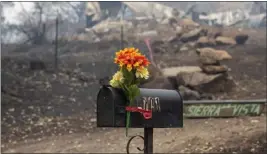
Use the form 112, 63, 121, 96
114, 47, 150, 71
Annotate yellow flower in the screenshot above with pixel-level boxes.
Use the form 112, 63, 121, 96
109, 71, 124, 87
109, 79, 120, 88
113, 71, 124, 82
135, 66, 149, 79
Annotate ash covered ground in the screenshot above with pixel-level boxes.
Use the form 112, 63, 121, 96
1, 19, 266, 153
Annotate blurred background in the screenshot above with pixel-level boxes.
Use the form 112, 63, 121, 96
1, 1, 266, 153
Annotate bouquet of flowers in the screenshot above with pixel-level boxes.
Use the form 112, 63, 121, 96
109, 47, 151, 136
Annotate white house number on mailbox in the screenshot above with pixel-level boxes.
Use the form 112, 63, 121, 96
142, 97, 161, 112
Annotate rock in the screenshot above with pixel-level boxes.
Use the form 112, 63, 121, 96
235, 34, 249, 45
196, 36, 216, 47
168, 17, 178, 29
162, 66, 202, 77
152, 40, 170, 53
213, 49, 232, 60
200, 93, 215, 100
180, 46, 189, 52
176, 26, 183, 35
201, 65, 228, 74
90, 118, 96, 122
75, 33, 97, 41
214, 31, 222, 38
153, 46, 168, 53
188, 42, 197, 48
180, 28, 205, 42
178, 85, 201, 100
167, 36, 179, 43
145, 66, 203, 89
180, 18, 199, 27
167, 29, 183, 43
8, 108, 15, 112
152, 40, 165, 46
137, 30, 158, 38
141, 76, 176, 90
215, 36, 236, 45
176, 71, 234, 93
197, 48, 232, 65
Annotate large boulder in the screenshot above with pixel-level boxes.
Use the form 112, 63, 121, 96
162, 66, 202, 77
179, 18, 199, 27
215, 36, 236, 45
140, 76, 176, 90
159, 66, 202, 89
176, 71, 234, 93
196, 48, 232, 65
166, 26, 183, 43
201, 65, 228, 74
196, 36, 216, 47
178, 85, 201, 100
136, 64, 178, 90
180, 28, 206, 42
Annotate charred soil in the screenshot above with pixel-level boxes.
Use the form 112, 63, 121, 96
1, 27, 266, 153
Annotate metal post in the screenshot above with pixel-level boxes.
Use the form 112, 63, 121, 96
120, 4, 125, 49
144, 128, 153, 154
120, 21, 124, 49
54, 14, 58, 69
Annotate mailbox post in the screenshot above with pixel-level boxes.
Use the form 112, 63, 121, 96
97, 85, 183, 154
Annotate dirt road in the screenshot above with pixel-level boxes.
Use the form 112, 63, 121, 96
2, 116, 266, 153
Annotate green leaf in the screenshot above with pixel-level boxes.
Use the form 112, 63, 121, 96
121, 67, 134, 85
134, 78, 140, 85
129, 85, 140, 98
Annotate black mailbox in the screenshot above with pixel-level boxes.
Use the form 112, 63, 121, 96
97, 86, 183, 128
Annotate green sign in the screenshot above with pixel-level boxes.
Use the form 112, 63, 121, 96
184, 104, 264, 117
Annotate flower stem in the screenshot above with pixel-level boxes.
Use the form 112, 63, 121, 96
126, 97, 133, 137
126, 111, 130, 137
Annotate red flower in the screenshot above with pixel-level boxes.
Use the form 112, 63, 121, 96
114, 47, 150, 71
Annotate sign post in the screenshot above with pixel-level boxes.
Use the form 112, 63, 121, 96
144, 127, 153, 154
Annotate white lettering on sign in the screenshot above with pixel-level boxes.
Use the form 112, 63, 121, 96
141, 97, 161, 112
185, 104, 262, 117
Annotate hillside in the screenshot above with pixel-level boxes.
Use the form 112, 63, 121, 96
1, 24, 266, 152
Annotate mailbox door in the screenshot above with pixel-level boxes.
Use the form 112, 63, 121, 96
97, 86, 128, 127
97, 86, 115, 127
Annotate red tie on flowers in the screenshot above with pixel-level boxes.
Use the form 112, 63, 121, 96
125, 106, 152, 119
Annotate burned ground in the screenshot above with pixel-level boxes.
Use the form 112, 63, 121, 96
1, 26, 266, 153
